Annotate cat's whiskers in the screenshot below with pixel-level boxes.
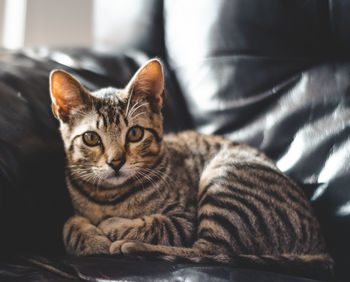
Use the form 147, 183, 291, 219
125, 87, 135, 118
136, 169, 159, 190
133, 171, 146, 192
77, 171, 96, 183
126, 98, 142, 120
85, 173, 97, 185
92, 174, 102, 191
136, 168, 168, 198
68, 165, 104, 188
139, 166, 172, 187
69, 168, 91, 178
67, 164, 94, 169
71, 108, 91, 118
128, 111, 147, 122
134, 164, 171, 188
126, 100, 139, 119
90, 167, 108, 189
128, 102, 148, 120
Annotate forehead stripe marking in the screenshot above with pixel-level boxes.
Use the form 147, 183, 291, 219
95, 101, 108, 127
115, 95, 125, 110
107, 105, 115, 125
101, 113, 107, 127
115, 114, 120, 125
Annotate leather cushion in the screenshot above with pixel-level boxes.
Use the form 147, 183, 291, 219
164, 1, 350, 280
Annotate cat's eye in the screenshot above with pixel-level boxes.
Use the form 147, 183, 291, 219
82, 131, 101, 146
127, 126, 144, 142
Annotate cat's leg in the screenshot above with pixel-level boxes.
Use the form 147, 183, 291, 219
63, 215, 111, 256
98, 213, 194, 248
108, 238, 231, 263
110, 239, 198, 258
102, 216, 224, 261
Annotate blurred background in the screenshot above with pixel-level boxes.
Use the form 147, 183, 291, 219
0, 0, 156, 50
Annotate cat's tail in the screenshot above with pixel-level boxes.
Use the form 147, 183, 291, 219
112, 241, 334, 280
187, 253, 334, 281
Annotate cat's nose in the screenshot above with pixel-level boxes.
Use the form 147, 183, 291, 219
107, 156, 125, 172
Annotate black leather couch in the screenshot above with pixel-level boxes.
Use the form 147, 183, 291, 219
1, 1, 350, 281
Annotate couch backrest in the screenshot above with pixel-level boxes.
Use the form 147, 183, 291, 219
163, 0, 350, 279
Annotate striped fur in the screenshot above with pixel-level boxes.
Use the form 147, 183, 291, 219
50, 59, 334, 280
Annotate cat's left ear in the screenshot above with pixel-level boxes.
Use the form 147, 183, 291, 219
126, 59, 164, 113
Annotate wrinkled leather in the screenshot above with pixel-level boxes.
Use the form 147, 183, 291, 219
165, 1, 350, 281
0, 255, 328, 282
1, 0, 350, 281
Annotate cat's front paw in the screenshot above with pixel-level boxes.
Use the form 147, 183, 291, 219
64, 216, 111, 256
98, 216, 134, 241
110, 240, 147, 256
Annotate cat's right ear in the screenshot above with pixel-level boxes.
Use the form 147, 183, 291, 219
50, 70, 88, 122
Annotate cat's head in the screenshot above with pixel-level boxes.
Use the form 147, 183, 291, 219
49, 59, 164, 187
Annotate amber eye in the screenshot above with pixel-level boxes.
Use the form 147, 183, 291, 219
82, 131, 101, 146
127, 126, 144, 142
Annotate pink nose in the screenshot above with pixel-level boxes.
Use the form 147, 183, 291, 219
107, 156, 125, 172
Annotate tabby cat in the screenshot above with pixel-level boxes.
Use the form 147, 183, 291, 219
49, 59, 334, 280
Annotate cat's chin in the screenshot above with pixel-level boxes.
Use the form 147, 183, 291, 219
104, 172, 131, 186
